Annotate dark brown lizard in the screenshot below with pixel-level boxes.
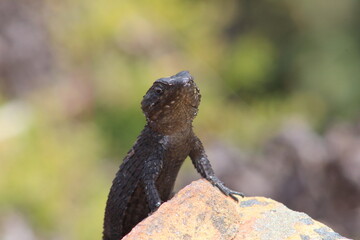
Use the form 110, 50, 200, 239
103, 71, 243, 240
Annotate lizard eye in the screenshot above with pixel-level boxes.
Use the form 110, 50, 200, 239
154, 87, 163, 95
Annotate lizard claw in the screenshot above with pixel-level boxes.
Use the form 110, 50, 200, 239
217, 184, 244, 202
209, 176, 245, 201
228, 190, 245, 202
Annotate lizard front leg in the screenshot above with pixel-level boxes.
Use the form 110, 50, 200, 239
189, 136, 244, 201
142, 156, 163, 212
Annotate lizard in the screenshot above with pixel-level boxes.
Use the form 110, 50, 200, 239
103, 71, 244, 240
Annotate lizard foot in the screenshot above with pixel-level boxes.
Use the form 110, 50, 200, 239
208, 176, 245, 202
148, 201, 162, 215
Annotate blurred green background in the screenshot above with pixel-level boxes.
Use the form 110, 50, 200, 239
0, 0, 359, 239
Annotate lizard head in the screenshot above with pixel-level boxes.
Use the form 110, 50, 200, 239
141, 71, 201, 132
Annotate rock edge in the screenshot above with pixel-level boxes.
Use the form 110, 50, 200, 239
122, 179, 350, 240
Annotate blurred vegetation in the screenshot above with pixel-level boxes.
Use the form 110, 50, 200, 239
0, 0, 359, 239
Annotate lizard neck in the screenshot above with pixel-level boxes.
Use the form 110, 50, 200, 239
146, 120, 193, 136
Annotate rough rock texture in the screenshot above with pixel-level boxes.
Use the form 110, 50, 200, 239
122, 179, 350, 240
176, 120, 360, 238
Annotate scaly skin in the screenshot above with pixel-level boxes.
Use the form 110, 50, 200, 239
103, 71, 243, 240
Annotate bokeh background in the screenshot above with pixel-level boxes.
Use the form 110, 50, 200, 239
1, 0, 360, 239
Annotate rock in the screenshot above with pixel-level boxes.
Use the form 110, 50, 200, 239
122, 179, 350, 240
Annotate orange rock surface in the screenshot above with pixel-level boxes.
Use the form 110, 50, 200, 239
122, 179, 349, 240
